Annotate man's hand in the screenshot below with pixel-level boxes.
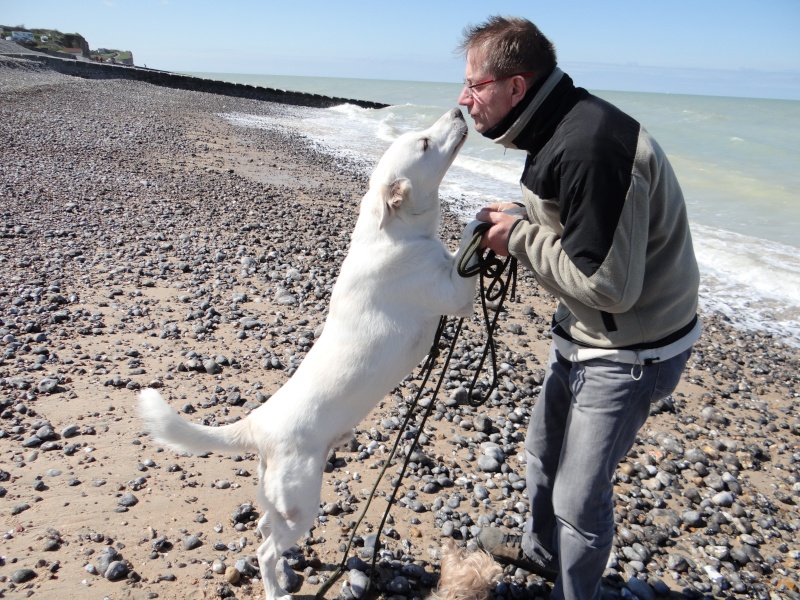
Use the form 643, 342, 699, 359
475, 204, 524, 256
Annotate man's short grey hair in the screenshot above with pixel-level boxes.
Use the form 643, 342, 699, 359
457, 15, 557, 83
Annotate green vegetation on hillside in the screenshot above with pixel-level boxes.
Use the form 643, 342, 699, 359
93, 49, 133, 62
1, 25, 132, 63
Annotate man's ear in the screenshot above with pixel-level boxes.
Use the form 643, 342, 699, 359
510, 74, 529, 108
378, 178, 412, 229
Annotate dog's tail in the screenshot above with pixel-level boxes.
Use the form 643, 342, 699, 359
138, 388, 255, 455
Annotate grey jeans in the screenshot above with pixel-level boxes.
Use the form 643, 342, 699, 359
522, 343, 692, 600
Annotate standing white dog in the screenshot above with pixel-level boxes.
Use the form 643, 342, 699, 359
139, 108, 480, 600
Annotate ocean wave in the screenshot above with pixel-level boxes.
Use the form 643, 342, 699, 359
692, 223, 800, 345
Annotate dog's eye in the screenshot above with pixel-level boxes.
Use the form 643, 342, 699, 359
421, 138, 429, 151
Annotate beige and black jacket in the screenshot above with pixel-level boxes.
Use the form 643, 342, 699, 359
488, 68, 700, 361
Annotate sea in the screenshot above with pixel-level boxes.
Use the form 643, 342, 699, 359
188, 72, 800, 347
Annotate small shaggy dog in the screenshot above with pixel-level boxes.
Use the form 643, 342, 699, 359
433, 540, 503, 600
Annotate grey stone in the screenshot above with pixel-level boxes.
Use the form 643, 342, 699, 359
117, 493, 138, 507
626, 576, 655, 600
11, 568, 36, 584
385, 575, 409, 594
349, 569, 370, 598
183, 534, 203, 550
234, 556, 259, 577
105, 560, 129, 581
203, 359, 222, 374
276, 557, 300, 592
61, 424, 79, 438
477, 455, 501, 472
37, 377, 59, 394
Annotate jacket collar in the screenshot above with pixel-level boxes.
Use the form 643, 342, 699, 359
483, 67, 584, 157
483, 67, 564, 149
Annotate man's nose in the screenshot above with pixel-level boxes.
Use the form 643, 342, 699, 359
457, 87, 472, 106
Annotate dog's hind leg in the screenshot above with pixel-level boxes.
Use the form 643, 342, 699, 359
256, 458, 325, 600
256, 509, 298, 600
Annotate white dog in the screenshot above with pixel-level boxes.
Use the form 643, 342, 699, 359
139, 108, 480, 600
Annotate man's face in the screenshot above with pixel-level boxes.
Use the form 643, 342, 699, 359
458, 49, 517, 134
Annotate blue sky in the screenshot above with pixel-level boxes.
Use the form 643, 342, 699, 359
2, 0, 799, 99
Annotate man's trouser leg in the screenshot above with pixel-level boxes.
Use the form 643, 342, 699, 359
523, 344, 691, 600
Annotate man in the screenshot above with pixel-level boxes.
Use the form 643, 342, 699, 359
457, 16, 701, 600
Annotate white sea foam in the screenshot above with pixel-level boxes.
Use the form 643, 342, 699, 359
692, 224, 800, 344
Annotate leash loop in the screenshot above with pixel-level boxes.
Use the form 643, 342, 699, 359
315, 316, 459, 599
457, 222, 519, 406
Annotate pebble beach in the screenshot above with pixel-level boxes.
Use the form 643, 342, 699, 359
1, 58, 799, 600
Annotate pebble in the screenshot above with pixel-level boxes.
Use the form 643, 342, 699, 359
276, 557, 300, 592
386, 575, 410, 594
11, 568, 36, 584
117, 493, 138, 507
105, 560, 129, 581
234, 556, 260, 578
61, 424, 79, 438
625, 576, 655, 600
349, 568, 370, 598
477, 455, 502, 472
183, 534, 203, 550
96, 548, 119, 575
211, 559, 226, 574
224, 566, 240, 584
203, 359, 222, 375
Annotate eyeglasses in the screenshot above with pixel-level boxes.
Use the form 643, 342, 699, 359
462, 71, 535, 98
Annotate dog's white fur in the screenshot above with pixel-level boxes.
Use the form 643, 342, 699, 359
139, 109, 480, 600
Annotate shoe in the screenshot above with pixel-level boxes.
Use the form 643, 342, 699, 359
476, 528, 559, 581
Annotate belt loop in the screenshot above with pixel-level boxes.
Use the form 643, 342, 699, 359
630, 353, 643, 381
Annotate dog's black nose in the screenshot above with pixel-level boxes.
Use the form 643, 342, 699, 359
449, 107, 464, 121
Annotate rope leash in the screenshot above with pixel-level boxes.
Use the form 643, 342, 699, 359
457, 222, 518, 406
315, 224, 518, 599
314, 316, 456, 599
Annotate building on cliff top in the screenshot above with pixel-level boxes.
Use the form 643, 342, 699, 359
11, 31, 35, 42
62, 48, 84, 59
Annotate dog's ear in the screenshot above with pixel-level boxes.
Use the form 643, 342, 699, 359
378, 178, 412, 229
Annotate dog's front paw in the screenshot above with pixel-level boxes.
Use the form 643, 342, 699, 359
460, 218, 483, 243
455, 219, 485, 276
